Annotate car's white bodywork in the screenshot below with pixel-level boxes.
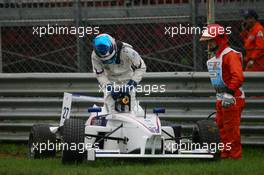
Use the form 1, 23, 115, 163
55, 92, 214, 160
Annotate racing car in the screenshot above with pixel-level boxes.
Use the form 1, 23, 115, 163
28, 92, 220, 163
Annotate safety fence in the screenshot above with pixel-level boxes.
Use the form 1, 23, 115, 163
0, 0, 264, 72
0, 72, 263, 145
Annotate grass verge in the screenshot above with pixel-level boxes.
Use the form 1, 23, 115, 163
0, 144, 263, 175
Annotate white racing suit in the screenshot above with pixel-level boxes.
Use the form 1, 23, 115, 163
91, 42, 146, 113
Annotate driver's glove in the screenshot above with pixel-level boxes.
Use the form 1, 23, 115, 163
121, 79, 137, 94
106, 84, 120, 100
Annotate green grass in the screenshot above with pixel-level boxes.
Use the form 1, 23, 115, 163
0, 144, 264, 175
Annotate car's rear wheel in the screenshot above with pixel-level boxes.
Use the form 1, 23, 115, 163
61, 118, 85, 164
28, 124, 56, 159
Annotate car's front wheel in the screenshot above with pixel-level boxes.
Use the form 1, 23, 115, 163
61, 118, 85, 164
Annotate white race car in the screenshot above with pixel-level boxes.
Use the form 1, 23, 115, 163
28, 92, 220, 163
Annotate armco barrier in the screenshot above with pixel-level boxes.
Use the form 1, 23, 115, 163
0, 72, 263, 145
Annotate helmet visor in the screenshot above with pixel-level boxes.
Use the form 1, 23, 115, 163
102, 55, 117, 64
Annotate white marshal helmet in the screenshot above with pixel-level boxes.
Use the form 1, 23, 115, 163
200, 24, 228, 46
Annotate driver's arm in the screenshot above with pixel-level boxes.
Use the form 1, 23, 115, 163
91, 53, 111, 88
124, 47, 146, 83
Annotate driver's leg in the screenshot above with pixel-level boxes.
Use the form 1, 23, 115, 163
130, 90, 136, 112
104, 91, 115, 114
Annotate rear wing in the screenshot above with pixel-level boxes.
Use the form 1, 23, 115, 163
60, 92, 104, 126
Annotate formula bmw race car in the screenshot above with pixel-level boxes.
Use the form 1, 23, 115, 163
28, 92, 220, 163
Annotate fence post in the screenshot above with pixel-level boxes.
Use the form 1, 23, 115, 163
0, 26, 2, 73
75, 0, 87, 72
207, 0, 215, 59
207, 0, 215, 24
191, 0, 198, 71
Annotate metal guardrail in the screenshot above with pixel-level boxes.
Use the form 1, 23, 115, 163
0, 72, 264, 145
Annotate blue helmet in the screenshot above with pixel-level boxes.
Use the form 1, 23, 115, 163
93, 34, 117, 64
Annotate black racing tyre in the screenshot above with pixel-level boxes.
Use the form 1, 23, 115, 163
192, 119, 220, 146
61, 118, 85, 164
28, 124, 57, 159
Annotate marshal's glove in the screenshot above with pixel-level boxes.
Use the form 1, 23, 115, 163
246, 60, 254, 69
222, 93, 236, 108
